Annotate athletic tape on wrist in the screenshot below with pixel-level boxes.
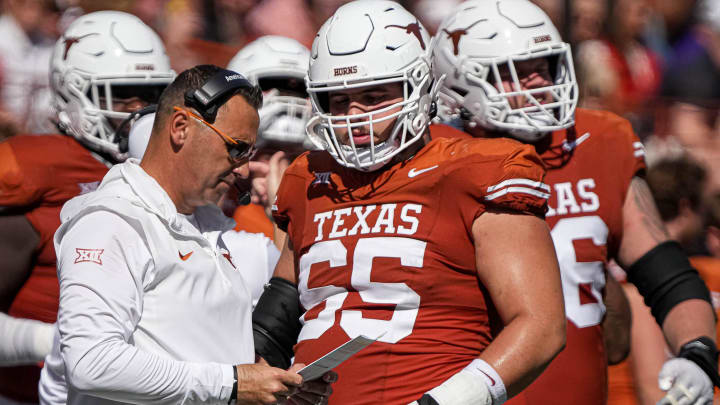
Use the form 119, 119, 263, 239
463, 359, 507, 404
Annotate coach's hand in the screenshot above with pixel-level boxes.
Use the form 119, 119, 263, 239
236, 363, 303, 405
657, 358, 713, 405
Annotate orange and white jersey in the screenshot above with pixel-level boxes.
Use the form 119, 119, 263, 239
0, 134, 107, 403
0, 134, 108, 323
506, 108, 647, 405
273, 124, 548, 404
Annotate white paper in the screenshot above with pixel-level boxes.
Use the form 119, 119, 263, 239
297, 335, 378, 381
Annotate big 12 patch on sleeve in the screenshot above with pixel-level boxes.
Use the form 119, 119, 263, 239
74, 248, 105, 265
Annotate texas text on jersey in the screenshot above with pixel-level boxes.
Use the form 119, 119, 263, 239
272, 124, 549, 404
513, 108, 644, 405
433, 109, 645, 404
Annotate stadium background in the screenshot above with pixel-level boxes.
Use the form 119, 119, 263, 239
1, 0, 719, 404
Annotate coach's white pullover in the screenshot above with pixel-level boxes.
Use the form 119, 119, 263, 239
53, 160, 254, 405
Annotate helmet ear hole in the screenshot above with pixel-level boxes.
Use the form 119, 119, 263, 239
450, 86, 468, 97
316, 92, 330, 113
547, 55, 560, 82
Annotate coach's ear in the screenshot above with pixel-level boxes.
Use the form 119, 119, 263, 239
169, 107, 191, 149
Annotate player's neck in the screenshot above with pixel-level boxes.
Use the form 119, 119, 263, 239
463, 124, 508, 140
463, 123, 554, 154
390, 128, 431, 167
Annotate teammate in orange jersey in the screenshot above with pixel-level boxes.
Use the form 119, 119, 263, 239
696, 192, 720, 343
250, 2, 567, 404
432, 1, 719, 404
608, 157, 720, 405
226, 35, 316, 245
0, 11, 174, 403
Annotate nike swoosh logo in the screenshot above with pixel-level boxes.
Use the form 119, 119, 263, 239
408, 165, 439, 178
479, 370, 496, 386
179, 251, 193, 261
562, 132, 590, 152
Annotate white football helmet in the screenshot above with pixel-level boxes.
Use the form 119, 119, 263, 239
306, 0, 435, 171
50, 11, 175, 161
432, 0, 578, 141
227, 35, 313, 152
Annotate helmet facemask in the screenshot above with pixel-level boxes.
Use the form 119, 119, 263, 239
49, 11, 176, 162
441, 42, 578, 142
432, 0, 580, 142
55, 73, 171, 161
255, 78, 313, 152
227, 36, 313, 153
306, 58, 433, 172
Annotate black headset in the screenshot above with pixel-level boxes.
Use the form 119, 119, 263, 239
184, 68, 255, 124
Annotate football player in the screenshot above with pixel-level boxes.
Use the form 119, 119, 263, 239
0, 10, 174, 402
252, 1, 567, 404
226, 35, 314, 246
431, 1, 719, 404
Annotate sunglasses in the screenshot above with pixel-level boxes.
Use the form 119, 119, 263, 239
173, 106, 256, 161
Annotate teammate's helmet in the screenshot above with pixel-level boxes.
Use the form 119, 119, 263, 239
306, 0, 435, 171
227, 35, 313, 152
432, 0, 578, 141
50, 11, 175, 161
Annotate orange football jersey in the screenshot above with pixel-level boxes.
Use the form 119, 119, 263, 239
691, 256, 720, 340
500, 108, 646, 405
607, 359, 639, 405
0, 134, 108, 402
273, 124, 548, 404
233, 203, 274, 240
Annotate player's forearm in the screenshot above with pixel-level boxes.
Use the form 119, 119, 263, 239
478, 312, 566, 398
603, 274, 631, 365
0, 312, 53, 365
0, 214, 39, 310
271, 236, 296, 282
661, 299, 717, 353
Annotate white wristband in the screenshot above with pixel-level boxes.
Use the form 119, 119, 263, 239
0, 312, 54, 366
423, 358, 506, 405
462, 359, 507, 404
425, 370, 492, 405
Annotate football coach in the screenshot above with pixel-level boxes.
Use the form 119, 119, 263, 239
52, 65, 333, 405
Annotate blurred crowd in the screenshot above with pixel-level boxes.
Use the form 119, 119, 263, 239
1, 0, 719, 243
1, 0, 719, 181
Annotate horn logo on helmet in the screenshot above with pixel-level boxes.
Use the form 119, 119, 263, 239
385, 21, 426, 50
441, 20, 486, 56
62, 34, 96, 60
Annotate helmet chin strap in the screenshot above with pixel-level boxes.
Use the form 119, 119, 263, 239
504, 111, 556, 141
